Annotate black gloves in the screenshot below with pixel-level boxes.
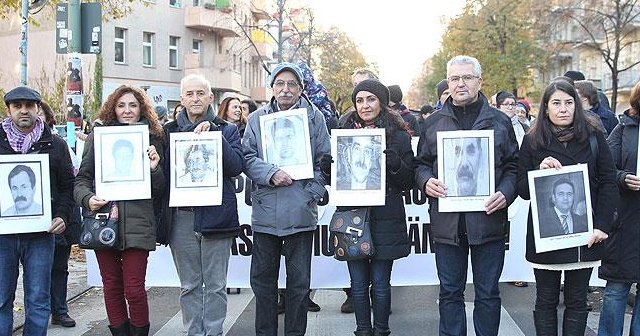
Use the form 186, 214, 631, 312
319, 154, 333, 176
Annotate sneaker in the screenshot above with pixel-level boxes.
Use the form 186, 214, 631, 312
308, 293, 321, 312
51, 313, 76, 327
341, 295, 354, 313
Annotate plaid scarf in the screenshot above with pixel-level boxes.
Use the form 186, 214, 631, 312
2, 117, 45, 154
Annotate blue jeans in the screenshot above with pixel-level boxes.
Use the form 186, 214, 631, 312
435, 238, 505, 336
0, 233, 55, 336
51, 243, 71, 317
598, 281, 640, 336
250, 231, 313, 336
347, 259, 393, 333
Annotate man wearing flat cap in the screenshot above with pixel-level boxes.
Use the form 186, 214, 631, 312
154, 105, 168, 125
0, 86, 75, 335
242, 62, 330, 335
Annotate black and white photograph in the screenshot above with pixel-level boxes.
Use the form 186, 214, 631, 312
0, 154, 52, 234
437, 130, 495, 212
529, 164, 593, 253
330, 129, 386, 206
169, 132, 223, 207
94, 125, 151, 201
259, 108, 314, 180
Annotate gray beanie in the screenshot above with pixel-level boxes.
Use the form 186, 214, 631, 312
269, 62, 304, 89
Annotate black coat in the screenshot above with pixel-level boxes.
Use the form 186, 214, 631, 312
599, 111, 640, 282
517, 129, 618, 264
339, 114, 414, 260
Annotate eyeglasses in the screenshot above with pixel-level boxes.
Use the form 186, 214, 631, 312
501, 103, 517, 108
448, 74, 479, 84
273, 80, 300, 89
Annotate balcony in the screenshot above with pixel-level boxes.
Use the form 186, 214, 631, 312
184, 5, 239, 38
253, 42, 274, 61
250, 86, 271, 102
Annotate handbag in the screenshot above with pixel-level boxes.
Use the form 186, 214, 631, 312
79, 202, 119, 250
329, 208, 375, 261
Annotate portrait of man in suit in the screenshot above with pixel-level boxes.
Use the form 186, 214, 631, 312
336, 135, 381, 190
2, 164, 43, 217
538, 177, 588, 238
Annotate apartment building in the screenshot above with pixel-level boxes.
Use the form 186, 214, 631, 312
0, 0, 275, 116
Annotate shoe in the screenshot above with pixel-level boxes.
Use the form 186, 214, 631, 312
51, 313, 76, 327
512, 281, 529, 287
341, 295, 354, 313
130, 323, 150, 336
108, 321, 130, 336
308, 296, 321, 312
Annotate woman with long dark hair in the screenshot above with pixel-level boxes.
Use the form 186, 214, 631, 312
74, 85, 165, 336
517, 79, 617, 335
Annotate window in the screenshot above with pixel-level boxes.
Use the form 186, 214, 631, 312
169, 36, 180, 69
114, 28, 126, 63
192, 39, 202, 54
143, 32, 154, 66
169, 0, 180, 7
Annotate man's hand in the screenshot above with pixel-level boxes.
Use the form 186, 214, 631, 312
484, 191, 506, 215
48, 217, 66, 234
194, 121, 218, 134
271, 170, 293, 187
147, 145, 160, 170
587, 228, 609, 248
424, 177, 446, 198
539, 156, 563, 170
625, 173, 640, 191
89, 195, 109, 211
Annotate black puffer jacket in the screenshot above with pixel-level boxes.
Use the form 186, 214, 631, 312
599, 111, 640, 282
338, 113, 414, 260
517, 129, 618, 264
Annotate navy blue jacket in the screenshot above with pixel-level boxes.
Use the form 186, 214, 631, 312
160, 113, 244, 241
590, 102, 618, 135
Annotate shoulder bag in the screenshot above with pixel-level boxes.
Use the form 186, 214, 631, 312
79, 202, 119, 250
329, 208, 375, 261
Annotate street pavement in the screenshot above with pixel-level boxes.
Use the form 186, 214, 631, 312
11, 258, 634, 335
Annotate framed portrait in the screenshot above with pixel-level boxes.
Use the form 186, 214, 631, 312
330, 129, 386, 206
94, 125, 151, 201
529, 164, 593, 253
437, 130, 495, 212
259, 108, 314, 180
0, 154, 53, 234
169, 131, 223, 207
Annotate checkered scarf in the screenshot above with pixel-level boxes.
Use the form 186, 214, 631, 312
2, 117, 45, 154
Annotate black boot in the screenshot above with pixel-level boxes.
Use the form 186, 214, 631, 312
129, 324, 150, 336
373, 328, 391, 336
533, 310, 558, 336
354, 329, 373, 336
562, 310, 588, 336
108, 321, 130, 336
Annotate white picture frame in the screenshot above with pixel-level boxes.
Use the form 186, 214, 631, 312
0, 154, 52, 234
169, 131, 223, 207
94, 125, 151, 201
437, 130, 495, 212
330, 129, 386, 206
259, 108, 313, 180
528, 164, 593, 253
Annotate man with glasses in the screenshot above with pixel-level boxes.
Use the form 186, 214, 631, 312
415, 55, 519, 336
243, 62, 330, 335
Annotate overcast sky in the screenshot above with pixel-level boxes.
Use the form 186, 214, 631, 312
308, 0, 467, 92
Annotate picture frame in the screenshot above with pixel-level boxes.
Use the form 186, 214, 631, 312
94, 125, 151, 201
169, 131, 223, 207
0, 154, 52, 234
437, 130, 495, 212
330, 129, 386, 206
259, 108, 314, 180
528, 164, 593, 253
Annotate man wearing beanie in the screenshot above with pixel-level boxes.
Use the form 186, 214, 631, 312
242, 62, 330, 335
388, 84, 418, 135
435, 79, 450, 110
0, 86, 75, 335
154, 105, 168, 125
415, 55, 518, 336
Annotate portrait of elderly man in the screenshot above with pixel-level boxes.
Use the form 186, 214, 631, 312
336, 135, 382, 190
446, 137, 488, 197
538, 177, 588, 238
2, 164, 43, 217
177, 143, 217, 187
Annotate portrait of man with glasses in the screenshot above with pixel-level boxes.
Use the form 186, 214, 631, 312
336, 135, 382, 190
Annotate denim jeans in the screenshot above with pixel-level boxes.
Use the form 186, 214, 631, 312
0, 233, 55, 336
435, 238, 505, 336
51, 243, 71, 317
533, 267, 591, 314
598, 281, 640, 336
347, 259, 393, 333
170, 210, 234, 336
251, 230, 313, 336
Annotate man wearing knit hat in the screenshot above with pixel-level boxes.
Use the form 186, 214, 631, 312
435, 79, 450, 110
415, 55, 519, 336
0, 86, 75, 335
243, 62, 330, 335
388, 85, 418, 135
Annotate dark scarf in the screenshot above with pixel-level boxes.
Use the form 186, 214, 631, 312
177, 105, 218, 132
554, 126, 575, 143
352, 112, 384, 130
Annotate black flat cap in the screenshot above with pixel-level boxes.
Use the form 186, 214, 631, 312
4, 86, 42, 105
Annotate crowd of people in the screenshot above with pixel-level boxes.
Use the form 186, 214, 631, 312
0, 54, 638, 336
